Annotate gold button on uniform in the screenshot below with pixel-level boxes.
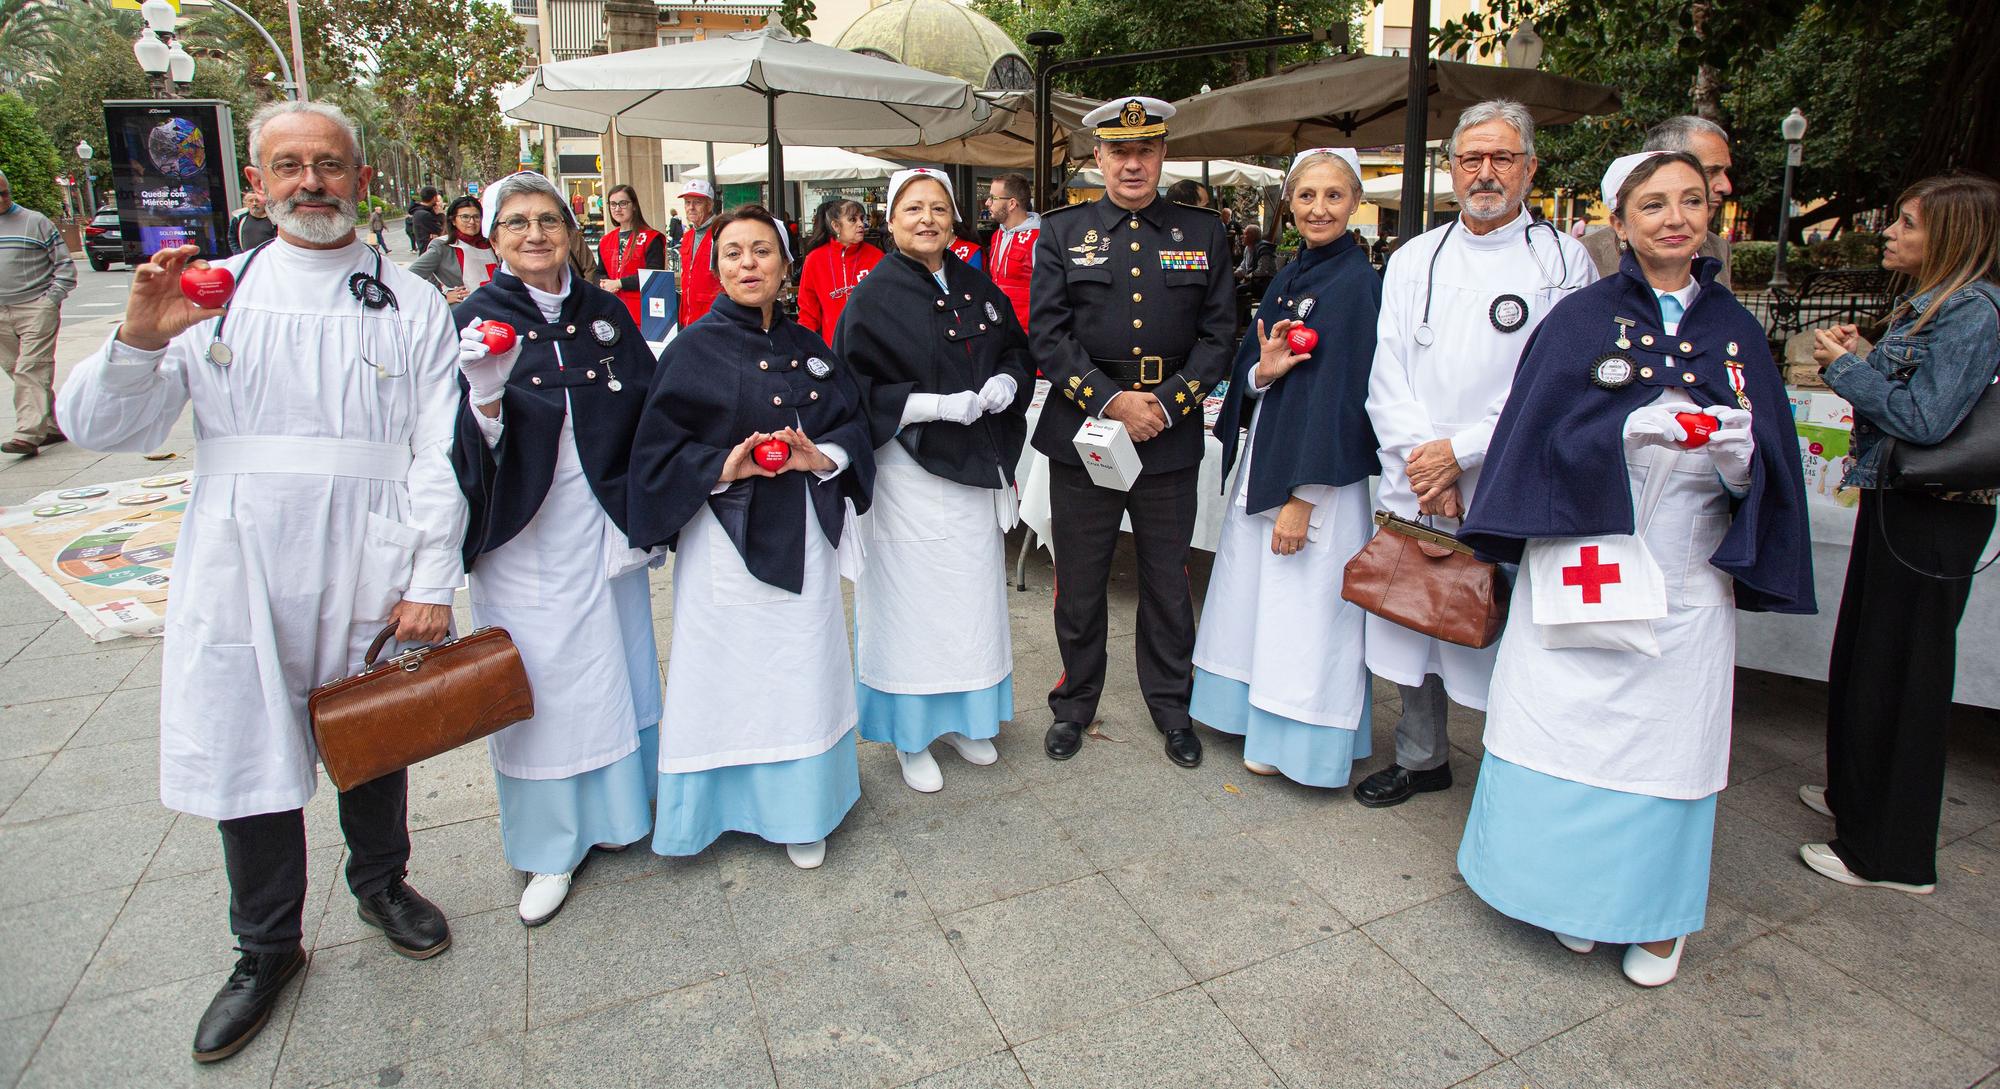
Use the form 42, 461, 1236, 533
1682, 371, 1697, 384
1129, 219, 1139, 229
1131, 293, 1143, 302
1641, 334, 1655, 346
1132, 319, 1143, 329
1131, 347, 1142, 356
1639, 366, 1655, 378
1130, 242, 1140, 251
1130, 268, 1141, 278
1679, 342, 1693, 354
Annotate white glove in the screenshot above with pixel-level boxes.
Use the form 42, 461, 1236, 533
457, 319, 521, 406
900, 392, 941, 427
935, 390, 985, 425
1622, 400, 1699, 452
977, 373, 1018, 414
1701, 405, 1756, 490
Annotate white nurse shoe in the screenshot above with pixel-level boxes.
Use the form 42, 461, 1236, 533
1621, 937, 1684, 987
1243, 759, 1280, 776
520, 871, 574, 927
1553, 931, 1596, 954
897, 749, 945, 792
1799, 842, 1934, 894
940, 733, 998, 766
1798, 784, 1833, 818
786, 839, 827, 869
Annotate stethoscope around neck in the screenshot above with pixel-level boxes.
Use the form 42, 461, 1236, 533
1412, 216, 1570, 348
206, 242, 404, 375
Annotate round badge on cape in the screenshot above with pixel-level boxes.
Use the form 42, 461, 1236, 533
1170, 227, 1184, 243
1591, 352, 1637, 390
1489, 294, 1529, 333
347, 273, 396, 311
1295, 296, 1316, 320
806, 356, 832, 380
984, 301, 1000, 323
591, 318, 619, 345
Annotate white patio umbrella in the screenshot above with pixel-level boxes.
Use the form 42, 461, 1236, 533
1068, 159, 1284, 189
685, 146, 903, 186
1361, 169, 1457, 210
498, 27, 987, 218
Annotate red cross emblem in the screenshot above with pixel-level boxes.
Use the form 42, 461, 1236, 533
1087, 451, 1104, 463
1561, 545, 1622, 604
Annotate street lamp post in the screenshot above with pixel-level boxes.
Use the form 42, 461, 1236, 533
134, 0, 195, 98
1769, 107, 1808, 293
75, 141, 96, 214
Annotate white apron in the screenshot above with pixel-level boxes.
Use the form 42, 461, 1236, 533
1481, 438, 1737, 800
53, 240, 466, 820
660, 490, 856, 773
853, 442, 1014, 694
1363, 210, 1595, 704
470, 405, 656, 779
1193, 399, 1373, 726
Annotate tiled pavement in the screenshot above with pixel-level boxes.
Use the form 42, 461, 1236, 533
3, 316, 1999, 1088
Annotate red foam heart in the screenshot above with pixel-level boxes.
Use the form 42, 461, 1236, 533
479, 321, 517, 354
754, 439, 791, 472
1286, 326, 1319, 355
1676, 411, 1719, 448
179, 265, 234, 309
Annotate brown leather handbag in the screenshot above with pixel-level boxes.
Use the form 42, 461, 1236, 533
309, 624, 534, 791
1340, 511, 1509, 649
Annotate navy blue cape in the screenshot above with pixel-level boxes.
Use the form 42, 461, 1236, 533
1459, 254, 1816, 615
1213, 234, 1381, 511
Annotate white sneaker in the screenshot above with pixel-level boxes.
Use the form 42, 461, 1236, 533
1621, 937, 1684, 987
786, 839, 826, 869
1799, 842, 1934, 894
1243, 759, 1280, 776
897, 748, 945, 792
1553, 931, 1596, 954
940, 732, 999, 766
519, 871, 574, 927
1798, 784, 1833, 818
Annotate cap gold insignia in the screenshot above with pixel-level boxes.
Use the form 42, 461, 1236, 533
1120, 100, 1147, 128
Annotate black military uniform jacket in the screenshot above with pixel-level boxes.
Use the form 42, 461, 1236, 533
1028, 194, 1236, 474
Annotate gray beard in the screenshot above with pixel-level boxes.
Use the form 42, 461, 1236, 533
1459, 190, 1518, 224
269, 192, 358, 245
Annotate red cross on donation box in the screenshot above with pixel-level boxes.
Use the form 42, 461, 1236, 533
1561, 545, 1622, 604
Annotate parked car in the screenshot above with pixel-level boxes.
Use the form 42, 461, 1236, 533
83, 209, 125, 272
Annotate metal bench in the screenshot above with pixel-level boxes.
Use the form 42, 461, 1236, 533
1766, 267, 1899, 339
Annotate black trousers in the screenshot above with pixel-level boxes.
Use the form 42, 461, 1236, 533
1046, 461, 1200, 733
1825, 489, 1996, 886
218, 770, 412, 953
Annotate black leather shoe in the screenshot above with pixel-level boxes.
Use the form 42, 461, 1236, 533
1163, 728, 1203, 768
356, 878, 451, 959
1354, 763, 1452, 808
192, 946, 306, 1063
1, 439, 35, 457
1045, 721, 1084, 760
38, 430, 65, 448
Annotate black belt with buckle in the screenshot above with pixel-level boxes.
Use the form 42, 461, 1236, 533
1092, 355, 1183, 387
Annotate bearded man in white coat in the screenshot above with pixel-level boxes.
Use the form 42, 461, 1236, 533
55, 101, 465, 1064
1356, 99, 1595, 809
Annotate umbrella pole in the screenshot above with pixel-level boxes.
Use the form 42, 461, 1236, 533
706, 141, 717, 197
1399, 0, 1430, 236
767, 91, 787, 223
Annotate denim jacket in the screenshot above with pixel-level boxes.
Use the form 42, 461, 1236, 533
1823, 278, 2000, 498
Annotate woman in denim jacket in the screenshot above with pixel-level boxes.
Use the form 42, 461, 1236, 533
1801, 172, 2000, 895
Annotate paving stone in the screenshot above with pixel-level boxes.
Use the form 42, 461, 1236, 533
275, 908, 526, 1089
65, 685, 160, 749
113, 642, 163, 690
720, 818, 933, 967
1706, 806, 1841, 927
903, 1051, 1032, 1089
1203, 931, 1499, 1089
13, 620, 110, 661
0, 576, 62, 626
1716, 761, 1834, 844
316, 817, 518, 948
1928, 839, 2000, 939
856, 736, 1032, 822
2, 735, 157, 822
0, 752, 47, 814
1782, 889, 2000, 1059
0, 693, 95, 760
525, 866, 742, 1026
143, 811, 223, 882
404, 741, 501, 831
1449, 1061, 1544, 1089
0, 801, 171, 909
1179, 729, 1370, 831
523, 976, 775, 1088
320, 1034, 526, 1089
1042, 754, 1239, 871
1012, 986, 1281, 1089
1251, 803, 1466, 925
945, 874, 1191, 1045
1941, 758, 2000, 845
0, 647, 149, 704
751, 922, 1004, 1088
1361, 888, 1638, 1057
887, 789, 1094, 916
0, 886, 126, 1019
1513, 996, 1784, 1089
0, 1011, 53, 1088
0, 622, 52, 665
1104, 829, 1347, 981
20, 968, 291, 1088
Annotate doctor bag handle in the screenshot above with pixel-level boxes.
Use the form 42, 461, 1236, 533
363, 623, 448, 671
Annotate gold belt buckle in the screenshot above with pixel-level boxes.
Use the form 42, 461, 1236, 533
1140, 356, 1164, 385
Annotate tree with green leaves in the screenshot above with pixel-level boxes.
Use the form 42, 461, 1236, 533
350, 0, 530, 191
778, 0, 817, 38
0, 90, 59, 214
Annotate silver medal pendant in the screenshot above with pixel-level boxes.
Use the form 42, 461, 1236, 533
207, 340, 234, 366
607, 378, 623, 392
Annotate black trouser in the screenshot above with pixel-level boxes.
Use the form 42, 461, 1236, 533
218, 770, 411, 953
1825, 489, 1996, 886
1047, 461, 1200, 734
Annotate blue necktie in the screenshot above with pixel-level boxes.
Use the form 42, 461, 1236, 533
1659, 295, 1685, 329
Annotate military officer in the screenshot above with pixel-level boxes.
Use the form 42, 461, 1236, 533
1029, 96, 1236, 769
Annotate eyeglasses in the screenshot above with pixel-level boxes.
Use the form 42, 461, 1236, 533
453, 213, 482, 223
496, 214, 569, 234
606, 199, 633, 209
1453, 151, 1524, 174
263, 158, 353, 180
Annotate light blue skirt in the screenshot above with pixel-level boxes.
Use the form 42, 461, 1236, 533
1189, 669, 1371, 788
650, 729, 861, 856
1458, 752, 1716, 944
857, 674, 1012, 753
494, 726, 659, 875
